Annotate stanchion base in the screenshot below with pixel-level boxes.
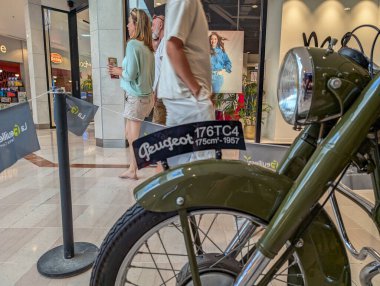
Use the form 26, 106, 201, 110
37, 242, 99, 278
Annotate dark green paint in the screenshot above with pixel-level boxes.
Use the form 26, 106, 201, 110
298, 208, 351, 285
134, 159, 350, 285
134, 159, 292, 221
258, 73, 380, 259
178, 210, 202, 286
301, 48, 371, 124
277, 124, 320, 180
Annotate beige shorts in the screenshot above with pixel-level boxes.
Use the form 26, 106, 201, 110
123, 93, 153, 121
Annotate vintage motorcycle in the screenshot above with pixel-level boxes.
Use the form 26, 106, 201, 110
90, 26, 380, 285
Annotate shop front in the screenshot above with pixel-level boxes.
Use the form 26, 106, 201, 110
264, 0, 380, 144
0, 35, 29, 110
42, 6, 92, 127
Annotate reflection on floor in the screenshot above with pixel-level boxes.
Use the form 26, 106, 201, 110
0, 127, 379, 285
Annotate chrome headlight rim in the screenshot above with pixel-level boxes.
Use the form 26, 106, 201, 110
277, 47, 314, 126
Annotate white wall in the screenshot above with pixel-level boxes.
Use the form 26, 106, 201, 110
264, 0, 380, 143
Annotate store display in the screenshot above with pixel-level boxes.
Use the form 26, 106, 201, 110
0, 73, 27, 110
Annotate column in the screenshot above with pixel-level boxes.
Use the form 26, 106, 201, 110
89, 0, 126, 147
262, 0, 299, 143
24, 0, 50, 128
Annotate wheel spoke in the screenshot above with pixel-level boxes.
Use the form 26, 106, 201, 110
189, 214, 224, 253
270, 277, 303, 286
137, 251, 187, 257
144, 241, 167, 285
273, 260, 299, 278
117, 210, 307, 286
157, 231, 177, 280
130, 265, 182, 272
199, 214, 218, 246
125, 280, 139, 286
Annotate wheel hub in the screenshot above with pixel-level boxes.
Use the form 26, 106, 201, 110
176, 253, 242, 286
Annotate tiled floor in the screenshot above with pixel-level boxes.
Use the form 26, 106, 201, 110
0, 126, 379, 285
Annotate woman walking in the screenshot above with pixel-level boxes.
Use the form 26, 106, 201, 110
109, 8, 155, 180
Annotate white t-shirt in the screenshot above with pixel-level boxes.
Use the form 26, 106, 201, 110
153, 40, 164, 93
158, 0, 211, 99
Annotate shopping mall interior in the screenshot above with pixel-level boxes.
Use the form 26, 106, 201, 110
1, 0, 380, 285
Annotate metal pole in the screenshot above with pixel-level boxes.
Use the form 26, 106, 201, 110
37, 92, 98, 278
255, 0, 268, 143
55, 92, 75, 258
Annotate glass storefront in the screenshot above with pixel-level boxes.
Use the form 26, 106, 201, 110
43, 8, 72, 127
43, 6, 92, 127
77, 9, 93, 104
0, 35, 28, 110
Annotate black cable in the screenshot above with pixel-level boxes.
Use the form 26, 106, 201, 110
341, 32, 364, 53
320, 164, 351, 209
370, 30, 380, 78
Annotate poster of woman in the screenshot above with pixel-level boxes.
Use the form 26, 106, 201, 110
209, 31, 244, 94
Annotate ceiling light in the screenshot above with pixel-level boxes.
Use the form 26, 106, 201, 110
252, 5, 258, 9
81, 34, 91, 37
15, 74, 19, 77
344, 7, 351, 11
156, 2, 162, 6
0, 69, 2, 73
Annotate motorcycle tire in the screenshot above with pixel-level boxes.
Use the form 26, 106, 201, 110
90, 203, 342, 286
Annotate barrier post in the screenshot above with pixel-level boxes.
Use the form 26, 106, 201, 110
37, 91, 98, 278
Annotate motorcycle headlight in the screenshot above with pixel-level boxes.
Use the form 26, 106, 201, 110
278, 47, 371, 126
278, 47, 313, 125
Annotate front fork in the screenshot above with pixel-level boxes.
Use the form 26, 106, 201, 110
235, 74, 380, 284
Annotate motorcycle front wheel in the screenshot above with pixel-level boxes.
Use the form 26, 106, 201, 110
90, 204, 315, 286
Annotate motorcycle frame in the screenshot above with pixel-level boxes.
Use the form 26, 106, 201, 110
258, 74, 380, 259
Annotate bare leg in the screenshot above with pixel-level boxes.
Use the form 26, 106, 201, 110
155, 162, 165, 173
119, 119, 142, 180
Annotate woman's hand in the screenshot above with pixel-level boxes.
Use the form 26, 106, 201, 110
108, 65, 123, 76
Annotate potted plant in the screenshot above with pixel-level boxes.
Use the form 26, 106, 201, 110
214, 93, 239, 120
81, 75, 93, 92
239, 79, 272, 140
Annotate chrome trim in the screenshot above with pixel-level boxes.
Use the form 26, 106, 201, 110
278, 47, 314, 125
330, 193, 380, 262
224, 220, 259, 259
336, 182, 374, 216
360, 261, 380, 286
234, 250, 271, 286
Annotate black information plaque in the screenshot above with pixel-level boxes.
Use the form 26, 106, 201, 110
133, 121, 246, 169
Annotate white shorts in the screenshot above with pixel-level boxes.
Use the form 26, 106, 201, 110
163, 94, 216, 166
163, 95, 215, 127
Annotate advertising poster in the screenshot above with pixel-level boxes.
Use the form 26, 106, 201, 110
208, 30, 244, 94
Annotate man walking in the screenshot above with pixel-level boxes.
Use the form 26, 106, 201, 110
158, 0, 215, 126
158, 0, 215, 163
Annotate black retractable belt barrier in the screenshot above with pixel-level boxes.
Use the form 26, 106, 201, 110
37, 92, 98, 278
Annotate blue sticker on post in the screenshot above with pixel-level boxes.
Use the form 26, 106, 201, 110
133, 121, 246, 169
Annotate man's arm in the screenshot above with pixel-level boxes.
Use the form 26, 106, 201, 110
166, 37, 201, 97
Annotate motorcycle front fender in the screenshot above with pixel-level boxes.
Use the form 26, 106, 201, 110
134, 159, 351, 285
134, 159, 292, 221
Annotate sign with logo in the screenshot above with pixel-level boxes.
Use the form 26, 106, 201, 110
133, 121, 246, 169
64, 95, 99, 136
51, 53, 63, 64
79, 60, 91, 68
240, 143, 287, 171
0, 103, 40, 173
0, 44, 6, 53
